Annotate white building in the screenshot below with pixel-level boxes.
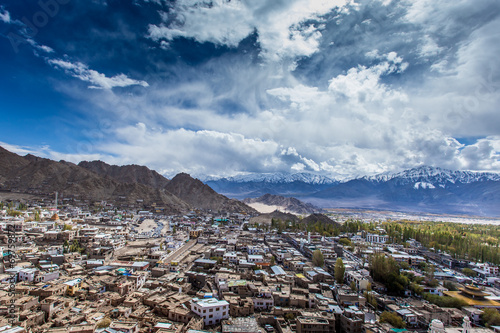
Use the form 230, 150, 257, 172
247, 254, 264, 263
223, 252, 238, 264
366, 233, 389, 244
253, 288, 274, 310
191, 298, 229, 327
18, 268, 38, 282
344, 271, 371, 291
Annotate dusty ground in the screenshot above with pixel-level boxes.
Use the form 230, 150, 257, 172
113, 238, 163, 257
246, 202, 287, 214
160, 219, 170, 234
136, 219, 157, 233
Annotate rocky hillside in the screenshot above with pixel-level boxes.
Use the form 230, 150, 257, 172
0, 146, 255, 214
0, 147, 189, 213
243, 193, 322, 214
300, 213, 341, 228
79, 160, 170, 188
249, 210, 299, 225
165, 173, 256, 214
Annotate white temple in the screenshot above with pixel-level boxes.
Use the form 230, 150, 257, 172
428, 316, 471, 333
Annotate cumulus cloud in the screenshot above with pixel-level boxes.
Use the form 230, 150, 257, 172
5, 0, 500, 180
48, 59, 149, 89
0, 141, 105, 164
148, 0, 350, 62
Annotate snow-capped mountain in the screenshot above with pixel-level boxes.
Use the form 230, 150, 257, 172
203, 166, 500, 216
310, 166, 500, 217
363, 166, 500, 187
203, 172, 339, 199
207, 172, 337, 185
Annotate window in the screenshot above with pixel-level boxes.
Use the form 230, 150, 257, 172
216, 307, 220, 311
223, 311, 226, 316
203, 310, 206, 313
209, 308, 213, 312
209, 315, 213, 318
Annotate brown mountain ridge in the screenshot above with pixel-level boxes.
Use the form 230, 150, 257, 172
0, 146, 255, 214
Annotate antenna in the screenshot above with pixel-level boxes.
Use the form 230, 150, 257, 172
55, 191, 58, 210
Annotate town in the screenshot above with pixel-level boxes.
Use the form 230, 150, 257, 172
1, 198, 500, 333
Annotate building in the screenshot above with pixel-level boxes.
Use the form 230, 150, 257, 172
365, 234, 388, 244
18, 268, 38, 282
64, 278, 83, 296
296, 316, 335, 333
444, 285, 500, 309
191, 298, 229, 327
344, 271, 370, 291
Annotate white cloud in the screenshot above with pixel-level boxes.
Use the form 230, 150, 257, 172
0, 141, 105, 164
0, 6, 10, 23
457, 137, 500, 171
48, 59, 149, 90
17, 0, 500, 179
0, 142, 38, 156
27, 39, 54, 54
148, 0, 350, 62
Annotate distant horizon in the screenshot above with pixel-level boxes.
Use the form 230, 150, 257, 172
1, 1, 499, 179
3, 144, 500, 182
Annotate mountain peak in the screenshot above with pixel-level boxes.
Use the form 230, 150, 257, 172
165, 172, 256, 213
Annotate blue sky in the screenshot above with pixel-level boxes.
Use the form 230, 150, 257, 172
1, 0, 500, 179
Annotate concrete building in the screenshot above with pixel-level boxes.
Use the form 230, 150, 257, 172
296, 316, 335, 333
190, 298, 229, 327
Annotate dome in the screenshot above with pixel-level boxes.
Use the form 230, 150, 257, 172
50, 213, 60, 221
429, 319, 445, 333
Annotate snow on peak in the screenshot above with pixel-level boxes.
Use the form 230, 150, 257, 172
364, 165, 500, 185
414, 182, 436, 190
206, 172, 338, 184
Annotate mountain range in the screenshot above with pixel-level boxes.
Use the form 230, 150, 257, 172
207, 167, 500, 217
204, 172, 338, 199
2, 144, 499, 217
0, 146, 255, 214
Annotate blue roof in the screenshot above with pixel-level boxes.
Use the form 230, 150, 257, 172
94, 265, 115, 271
271, 265, 286, 275
307, 271, 318, 277
194, 259, 217, 265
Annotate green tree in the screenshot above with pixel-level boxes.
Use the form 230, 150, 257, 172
443, 281, 458, 291
334, 258, 345, 284
210, 256, 223, 265
364, 291, 378, 308
270, 256, 276, 266
339, 238, 351, 247
409, 282, 423, 296
8, 210, 22, 217
312, 249, 325, 267
350, 280, 357, 291
423, 293, 467, 309
369, 254, 408, 294
62, 224, 73, 231
380, 311, 406, 329
462, 268, 477, 277
482, 308, 500, 327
